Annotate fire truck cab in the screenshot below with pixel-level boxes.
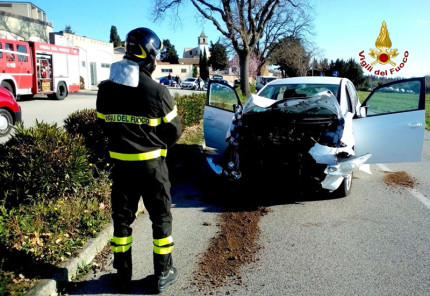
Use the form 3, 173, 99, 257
0, 38, 80, 100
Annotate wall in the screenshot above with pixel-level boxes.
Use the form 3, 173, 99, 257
0, 10, 52, 42
152, 63, 195, 81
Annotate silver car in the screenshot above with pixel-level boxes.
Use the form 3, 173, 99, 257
181, 77, 199, 90
203, 76, 426, 197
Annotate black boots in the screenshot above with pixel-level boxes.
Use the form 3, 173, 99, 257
113, 267, 132, 292
156, 267, 178, 293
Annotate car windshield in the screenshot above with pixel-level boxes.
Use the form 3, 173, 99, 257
184, 78, 196, 82
258, 83, 340, 101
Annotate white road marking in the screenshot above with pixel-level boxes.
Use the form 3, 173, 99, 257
377, 164, 430, 210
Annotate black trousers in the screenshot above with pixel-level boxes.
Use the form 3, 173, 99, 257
110, 159, 173, 275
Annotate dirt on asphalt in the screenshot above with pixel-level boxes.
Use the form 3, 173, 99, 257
383, 170, 416, 188
192, 207, 270, 292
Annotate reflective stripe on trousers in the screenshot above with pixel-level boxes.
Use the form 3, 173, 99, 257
153, 236, 174, 255
111, 235, 133, 253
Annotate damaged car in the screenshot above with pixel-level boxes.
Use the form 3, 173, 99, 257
203, 76, 426, 197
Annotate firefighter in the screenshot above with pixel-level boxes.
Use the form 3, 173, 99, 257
96, 27, 182, 293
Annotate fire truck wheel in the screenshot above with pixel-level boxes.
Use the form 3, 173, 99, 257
49, 81, 68, 100
1, 81, 15, 98
0, 109, 13, 137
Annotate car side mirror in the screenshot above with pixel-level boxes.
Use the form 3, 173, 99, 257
233, 104, 242, 113
359, 106, 367, 118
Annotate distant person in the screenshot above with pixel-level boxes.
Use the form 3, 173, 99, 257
197, 76, 202, 90
175, 75, 180, 88
168, 73, 172, 86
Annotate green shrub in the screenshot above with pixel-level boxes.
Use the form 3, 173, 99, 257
63, 109, 109, 167
0, 122, 94, 207
174, 93, 205, 127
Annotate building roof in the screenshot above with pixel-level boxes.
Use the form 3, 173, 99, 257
199, 31, 207, 38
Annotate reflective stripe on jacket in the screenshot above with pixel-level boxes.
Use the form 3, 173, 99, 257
96, 68, 182, 164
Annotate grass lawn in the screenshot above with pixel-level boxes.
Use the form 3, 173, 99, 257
358, 91, 430, 130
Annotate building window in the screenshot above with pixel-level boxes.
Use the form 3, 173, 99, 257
181, 69, 187, 73
82, 61, 86, 67
162, 69, 173, 73
101, 63, 110, 68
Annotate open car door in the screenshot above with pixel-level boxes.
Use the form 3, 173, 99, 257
203, 81, 241, 165
353, 77, 426, 164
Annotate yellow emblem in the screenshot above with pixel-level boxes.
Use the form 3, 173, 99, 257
134, 44, 147, 59
369, 21, 399, 66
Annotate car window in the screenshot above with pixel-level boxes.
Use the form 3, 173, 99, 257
208, 82, 238, 111
5, 43, 15, 61
259, 83, 339, 101
365, 80, 421, 116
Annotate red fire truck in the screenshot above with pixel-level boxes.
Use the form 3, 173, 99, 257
0, 38, 80, 100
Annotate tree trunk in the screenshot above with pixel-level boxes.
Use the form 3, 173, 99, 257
239, 51, 251, 96
258, 62, 269, 76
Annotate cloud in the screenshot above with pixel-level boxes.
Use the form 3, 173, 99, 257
417, 20, 428, 25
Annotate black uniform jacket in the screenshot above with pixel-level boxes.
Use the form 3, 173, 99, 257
96, 69, 182, 168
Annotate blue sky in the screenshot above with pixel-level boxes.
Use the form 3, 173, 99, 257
30, 0, 430, 78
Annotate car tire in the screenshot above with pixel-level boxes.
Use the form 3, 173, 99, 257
0, 108, 13, 137
48, 81, 68, 100
332, 173, 353, 198
1, 81, 15, 99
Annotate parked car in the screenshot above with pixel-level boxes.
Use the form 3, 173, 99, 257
203, 76, 426, 197
181, 77, 199, 90
205, 76, 230, 90
157, 76, 177, 87
256, 75, 278, 91
212, 75, 229, 85
0, 86, 21, 137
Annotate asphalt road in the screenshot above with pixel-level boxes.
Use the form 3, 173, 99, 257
7, 91, 430, 295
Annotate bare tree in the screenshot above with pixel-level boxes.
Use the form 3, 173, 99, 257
255, 2, 313, 75
152, 0, 307, 96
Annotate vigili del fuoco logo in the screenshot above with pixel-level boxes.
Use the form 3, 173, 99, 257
359, 21, 409, 76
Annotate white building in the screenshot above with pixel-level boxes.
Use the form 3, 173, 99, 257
50, 32, 113, 90
183, 31, 210, 58
0, 1, 52, 42
152, 31, 210, 81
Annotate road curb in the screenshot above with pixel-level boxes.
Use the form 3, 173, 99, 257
25, 223, 113, 296
25, 201, 145, 296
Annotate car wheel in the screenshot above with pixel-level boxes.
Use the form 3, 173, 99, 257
332, 173, 353, 198
0, 108, 13, 137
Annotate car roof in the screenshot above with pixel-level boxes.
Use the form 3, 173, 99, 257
270, 76, 345, 85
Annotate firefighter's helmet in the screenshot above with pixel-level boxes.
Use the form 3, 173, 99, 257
124, 27, 163, 72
